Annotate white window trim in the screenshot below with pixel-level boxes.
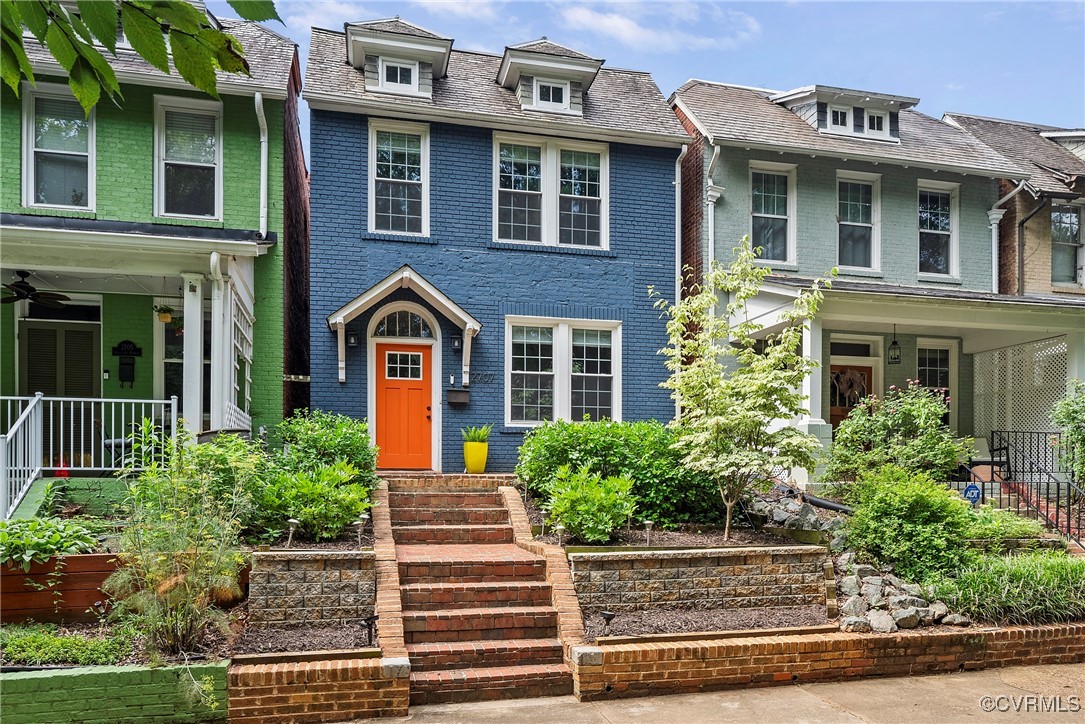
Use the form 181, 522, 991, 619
917, 179, 960, 279
492, 132, 610, 249
749, 160, 797, 264
377, 57, 422, 97
866, 110, 890, 139
368, 119, 430, 237
531, 78, 571, 112
829, 105, 850, 131
504, 315, 622, 427
917, 337, 959, 433
153, 95, 223, 221
21, 81, 96, 212
1051, 201, 1085, 288
836, 170, 882, 272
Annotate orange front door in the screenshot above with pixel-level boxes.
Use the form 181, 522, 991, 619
375, 343, 432, 469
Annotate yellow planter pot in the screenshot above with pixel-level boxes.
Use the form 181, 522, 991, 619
464, 441, 488, 474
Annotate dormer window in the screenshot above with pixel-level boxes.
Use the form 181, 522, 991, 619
380, 58, 419, 95
830, 106, 849, 129
534, 79, 570, 112
867, 110, 889, 139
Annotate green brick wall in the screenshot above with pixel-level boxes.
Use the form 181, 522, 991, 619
1, 301, 13, 395
0, 79, 286, 433
0, 662, 228, 723
101, 294, 155, 400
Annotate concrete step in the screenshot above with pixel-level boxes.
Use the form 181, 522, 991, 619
402, 606, 559, 644
393, 524, 515, 545
388, 491, 504, 509
390, 506, 510, 525
409, 664, 573, 705
406, 638, 564, 671
401, 581, 553, 611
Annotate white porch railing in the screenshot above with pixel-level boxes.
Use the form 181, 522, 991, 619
1, 393, 44, 519
0, 395, 178, 519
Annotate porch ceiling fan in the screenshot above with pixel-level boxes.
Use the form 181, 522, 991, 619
1, 270, 70, 308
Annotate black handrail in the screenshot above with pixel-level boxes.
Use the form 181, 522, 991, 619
991, 430, 1083, 547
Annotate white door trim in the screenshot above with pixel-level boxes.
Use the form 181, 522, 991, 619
366, 301, 442, 472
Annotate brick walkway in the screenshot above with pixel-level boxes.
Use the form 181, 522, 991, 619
384, 481, 573, 705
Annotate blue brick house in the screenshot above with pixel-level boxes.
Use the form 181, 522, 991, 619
671, 81, 1085, 482
304, 19, 688, 472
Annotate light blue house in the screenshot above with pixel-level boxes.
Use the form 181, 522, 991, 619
672, 81, 1085, 481
304, 19, 688, 472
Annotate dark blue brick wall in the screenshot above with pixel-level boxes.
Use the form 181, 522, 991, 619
309, 110, 680, 471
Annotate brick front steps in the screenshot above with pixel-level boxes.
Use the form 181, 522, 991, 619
386, 485, 573, 705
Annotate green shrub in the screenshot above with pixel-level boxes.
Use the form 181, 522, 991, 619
845, 466, 976, 582
254, 462, 371, 541
278, 410, 378, 487
934, 552, 1085, 625
822, 381, 972, 483
543, 466, 636, 544
185, 433, 268, 525
0, 517, 96, 572
105, 422, 245, 656
964, 506, 1046, 541
517, 419, 723, 526
1051, 379, 1085, 483
0, 623, 134, 666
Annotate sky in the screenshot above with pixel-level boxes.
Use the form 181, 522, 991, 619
208, 0, 1085, 158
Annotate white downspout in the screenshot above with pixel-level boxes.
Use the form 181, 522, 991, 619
987, 180, 1028, 293
674, 144, 688, 303
254, 93, 268, 240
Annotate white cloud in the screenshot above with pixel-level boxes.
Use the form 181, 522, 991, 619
559, 4, 760, 53
282, 1, 374, 35
411, 0, 501, 21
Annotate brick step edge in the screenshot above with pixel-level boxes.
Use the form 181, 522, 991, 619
390, 508, 510, 524
409, 664, 573, 704
392, 527, 515, 544
397, 562, 547, 585
388, 493, 504, 506
406, 638, 564, 671
401, 581, 553, 610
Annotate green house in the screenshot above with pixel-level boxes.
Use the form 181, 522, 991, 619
0, 14, 305, 514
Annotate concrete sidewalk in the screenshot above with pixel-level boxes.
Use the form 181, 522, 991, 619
388, 663, 1084, 723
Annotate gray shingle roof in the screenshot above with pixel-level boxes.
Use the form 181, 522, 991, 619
348, 18, 448, 40
673, 80, 1025, 178
22, 18, 296, 95
304, 28, 687, 144
768, 275, 1085, 309
946, 114, 1085, 196
508, 39, 598, 61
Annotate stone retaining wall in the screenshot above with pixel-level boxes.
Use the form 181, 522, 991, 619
569, 546, 828, 612
247, 551, 376, 627
571, 623, 1085, 701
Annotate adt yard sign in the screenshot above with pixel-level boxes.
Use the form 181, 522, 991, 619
963, 484, 982, 505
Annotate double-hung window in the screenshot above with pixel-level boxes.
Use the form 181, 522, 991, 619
507, 318, 621, 425
368, 120, 429, 235
750, 162, 795, 262
155, 97, 222, 219
495, 134, 608, 248
837, 172, 880, 269
1051, 204, 1083, 285
917, 341, 956, 429
23, 84, 94, 210
917, 181, 959, 277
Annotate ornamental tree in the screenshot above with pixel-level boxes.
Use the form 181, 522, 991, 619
653, 236, 830, 539
1, 0, 280, 113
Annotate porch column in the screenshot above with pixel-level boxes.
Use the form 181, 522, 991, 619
182, 273, 204, 434
796, 316, 832, 487
1068, 331, 1085, 386
209, 275, 229, 431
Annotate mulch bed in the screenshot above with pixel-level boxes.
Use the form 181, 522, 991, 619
582, 604, 829, 642
245, 529, 374, 551
231, 624, 378, 654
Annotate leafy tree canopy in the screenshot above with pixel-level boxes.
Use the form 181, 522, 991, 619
1, 0, 281, 113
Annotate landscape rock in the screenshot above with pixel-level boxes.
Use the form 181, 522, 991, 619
841, 595, 868, 617
929, 601, 950, 622
830, 533, 848, 552
860, 576, 883, 587
942, 614, 972, 626
772, 508, 791, 524
854, 564, 878, 579
841, 616, 871, 633
826, 517, 845, 531
917, 607, 937, 626
784, 515, 805, 529
900, 583, 925, 597
888, 595, 929, 611
892, 607, 921, 629
837, 552, 855, 569
839, 576, 861, 597
868, 610, 898, 633
864, 588, 886, 609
